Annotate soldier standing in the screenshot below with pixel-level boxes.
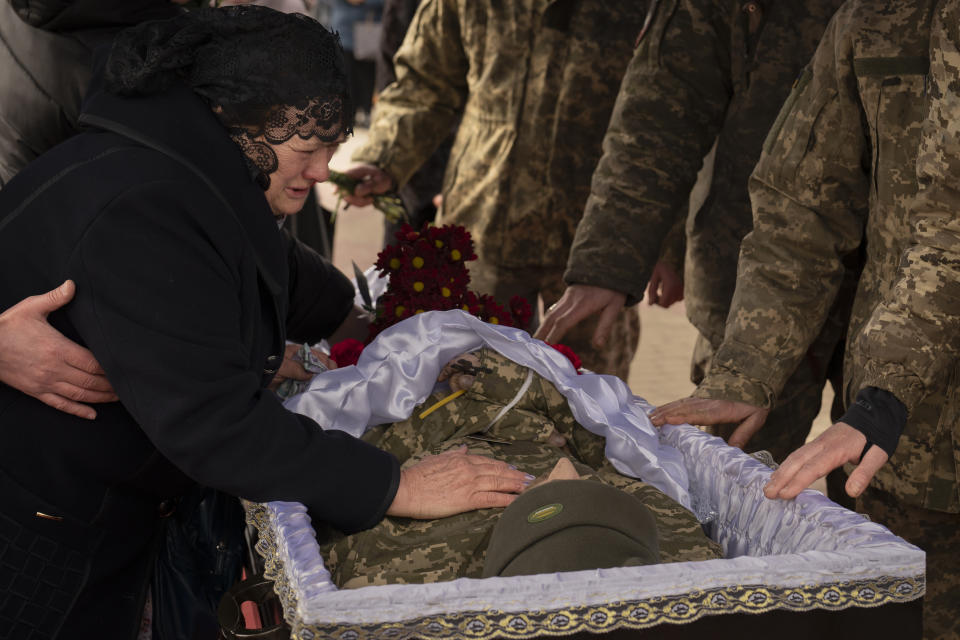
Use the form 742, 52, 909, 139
536, 0, 851, 471
651, 1, 960, 636
340, 0, 645, 379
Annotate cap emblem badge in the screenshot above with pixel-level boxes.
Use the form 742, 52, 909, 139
527, 503, 563, 523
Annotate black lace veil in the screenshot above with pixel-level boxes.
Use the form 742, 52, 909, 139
104, 6, 354, 189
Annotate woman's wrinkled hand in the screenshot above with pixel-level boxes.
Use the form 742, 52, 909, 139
0, 280, 117, 419
267, 343, 335, 390
386, 446, 533, 519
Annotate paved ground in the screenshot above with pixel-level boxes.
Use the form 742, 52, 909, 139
318, 130, 833, 492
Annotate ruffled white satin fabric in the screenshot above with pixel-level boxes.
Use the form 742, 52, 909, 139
272, 310, 924, 625
284, 309, 691, 508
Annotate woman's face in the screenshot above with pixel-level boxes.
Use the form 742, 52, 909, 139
263, 135, 343, 217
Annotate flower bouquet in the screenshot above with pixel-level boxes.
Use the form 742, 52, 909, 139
330, 223, 581, 370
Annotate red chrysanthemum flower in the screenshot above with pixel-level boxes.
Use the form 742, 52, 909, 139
390, 223, 419, 245
392, 267, 439, 297
446, 227, 476, 263
374, 243, 404, 275
368, 224, 527, 342
476, 294, 513, 327
460, 290, 481, 315
509, 295, 533, 330
436, 264, 469, 298
379, 292, 414, 323
330, 338, 365, 367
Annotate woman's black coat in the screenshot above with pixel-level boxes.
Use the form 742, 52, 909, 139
0, 80, 399, 638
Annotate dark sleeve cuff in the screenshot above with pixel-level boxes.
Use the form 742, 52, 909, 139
300, 419, 402, 534
361, 454, 402, 531
839, 386, 908, 459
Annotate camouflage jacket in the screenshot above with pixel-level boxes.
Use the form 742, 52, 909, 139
564, 0, 844, 332
902, 2, 960, 402
316, 349, 721, 588
699, 0, 960, 512
351, 0, 646, 269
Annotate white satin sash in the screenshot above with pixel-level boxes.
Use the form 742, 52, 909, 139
283, 309, 692, 510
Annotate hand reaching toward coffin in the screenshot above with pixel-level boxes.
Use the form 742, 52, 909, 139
535, 284, 627, 349
0, 280, 117, 419
649, 396, 770, 450
387, 446, 532, 519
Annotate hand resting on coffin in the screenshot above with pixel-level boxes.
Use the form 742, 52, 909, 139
763, 422, 888, 500
649, 396, 770, 451
386, 446, 533, 519
651, 398, 888, 500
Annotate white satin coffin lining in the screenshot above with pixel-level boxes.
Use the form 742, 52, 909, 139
272, 311, 924, 626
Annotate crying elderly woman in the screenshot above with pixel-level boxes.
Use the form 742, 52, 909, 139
0, 7, 528, 638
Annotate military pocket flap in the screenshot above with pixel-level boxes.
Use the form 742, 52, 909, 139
853, 56, 929, 78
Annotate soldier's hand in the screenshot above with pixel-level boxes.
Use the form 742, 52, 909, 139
763, 422, 887, 500
535, 284, 626, 348
339, 164, 395, 207
386, 446, 533, 519
649, 396, 770, 450
0, 280, 117, 420
646, 261, 684, 308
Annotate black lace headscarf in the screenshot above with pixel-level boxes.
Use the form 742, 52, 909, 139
104, 6, 354, 190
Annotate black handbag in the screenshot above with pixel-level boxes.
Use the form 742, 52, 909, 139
151, 487, 246, 640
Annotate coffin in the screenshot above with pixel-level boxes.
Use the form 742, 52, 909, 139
243, 311, 924, 640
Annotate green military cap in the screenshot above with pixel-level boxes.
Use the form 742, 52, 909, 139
482, 479, 660, 578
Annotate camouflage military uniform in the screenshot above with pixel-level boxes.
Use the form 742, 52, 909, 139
696, 1, 960, 636
563, 0, 850, 464
316, 349, 721, 589
351, 0, 646, 379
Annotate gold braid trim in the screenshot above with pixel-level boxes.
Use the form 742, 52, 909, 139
244, 502, 924, 640
244, 501, 301, 627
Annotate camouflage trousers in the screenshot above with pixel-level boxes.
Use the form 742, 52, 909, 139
857, 486, 960, 640
315, 349, 721, 589
468, 260, 640, 380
